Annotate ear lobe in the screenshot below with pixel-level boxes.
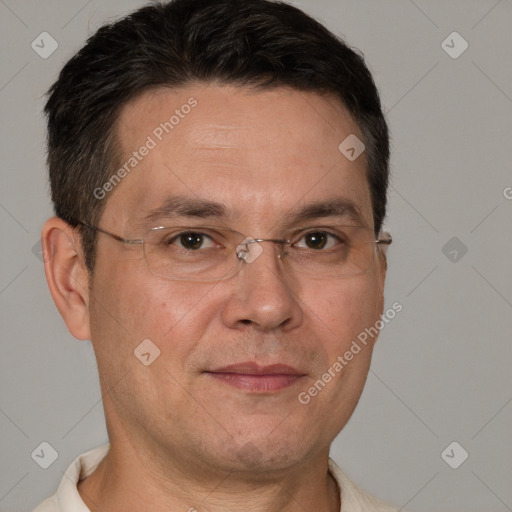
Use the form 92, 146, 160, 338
42, 217, 91, 341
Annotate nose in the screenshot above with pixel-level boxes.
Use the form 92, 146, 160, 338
221, 240, 303, 332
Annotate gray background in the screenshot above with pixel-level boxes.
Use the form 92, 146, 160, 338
1, 0, 511, 510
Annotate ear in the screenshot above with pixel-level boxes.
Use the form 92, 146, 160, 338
42, 217, 91, 340
372, 247, 388, 332
377, 248, 388, 291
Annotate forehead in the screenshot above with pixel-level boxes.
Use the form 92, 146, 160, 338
105, 84, 373, 231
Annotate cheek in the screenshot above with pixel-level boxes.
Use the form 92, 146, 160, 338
302, 275, 383, 351
94, 250, 208, 328
88, 268, 218, 412
89, 255, 218, 371
287, 278, 382, 442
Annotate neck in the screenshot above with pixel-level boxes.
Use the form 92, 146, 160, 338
77, 440, 340, 512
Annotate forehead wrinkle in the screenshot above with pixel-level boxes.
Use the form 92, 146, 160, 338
185, 124, 248, 149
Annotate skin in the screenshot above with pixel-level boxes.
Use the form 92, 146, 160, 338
42, 84, 386, 511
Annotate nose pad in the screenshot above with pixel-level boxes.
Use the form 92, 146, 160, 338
236, 237, 264, 264
236, 238, 288, 264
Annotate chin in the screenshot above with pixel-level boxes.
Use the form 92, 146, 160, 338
201, 424, 322, 476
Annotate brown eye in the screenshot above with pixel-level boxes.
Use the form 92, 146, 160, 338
295, 231, 340, 250
305, 232, 327, 249
179, 232, 204, 250
167, 231, 216, 250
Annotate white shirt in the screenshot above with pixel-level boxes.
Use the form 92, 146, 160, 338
34, 445, 399, 512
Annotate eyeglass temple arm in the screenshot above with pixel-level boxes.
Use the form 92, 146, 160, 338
76, 221, 143, 245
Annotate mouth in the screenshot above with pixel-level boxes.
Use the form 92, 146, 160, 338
205, 362, 306, 392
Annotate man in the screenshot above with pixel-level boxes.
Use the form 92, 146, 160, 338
36, 0, 397, 510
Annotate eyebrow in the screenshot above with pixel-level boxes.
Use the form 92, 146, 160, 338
142, 195, 368, 228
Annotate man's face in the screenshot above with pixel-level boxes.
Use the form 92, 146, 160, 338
88, 84, 386, 475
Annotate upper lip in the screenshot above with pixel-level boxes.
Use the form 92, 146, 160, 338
207, 362, 304, 375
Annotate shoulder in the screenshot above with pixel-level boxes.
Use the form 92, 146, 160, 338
32, 445, 110, 512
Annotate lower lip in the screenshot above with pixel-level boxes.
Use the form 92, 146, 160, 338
206, 372, 304, 392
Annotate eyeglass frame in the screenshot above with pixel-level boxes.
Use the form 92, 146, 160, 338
76, 220, 392, 281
